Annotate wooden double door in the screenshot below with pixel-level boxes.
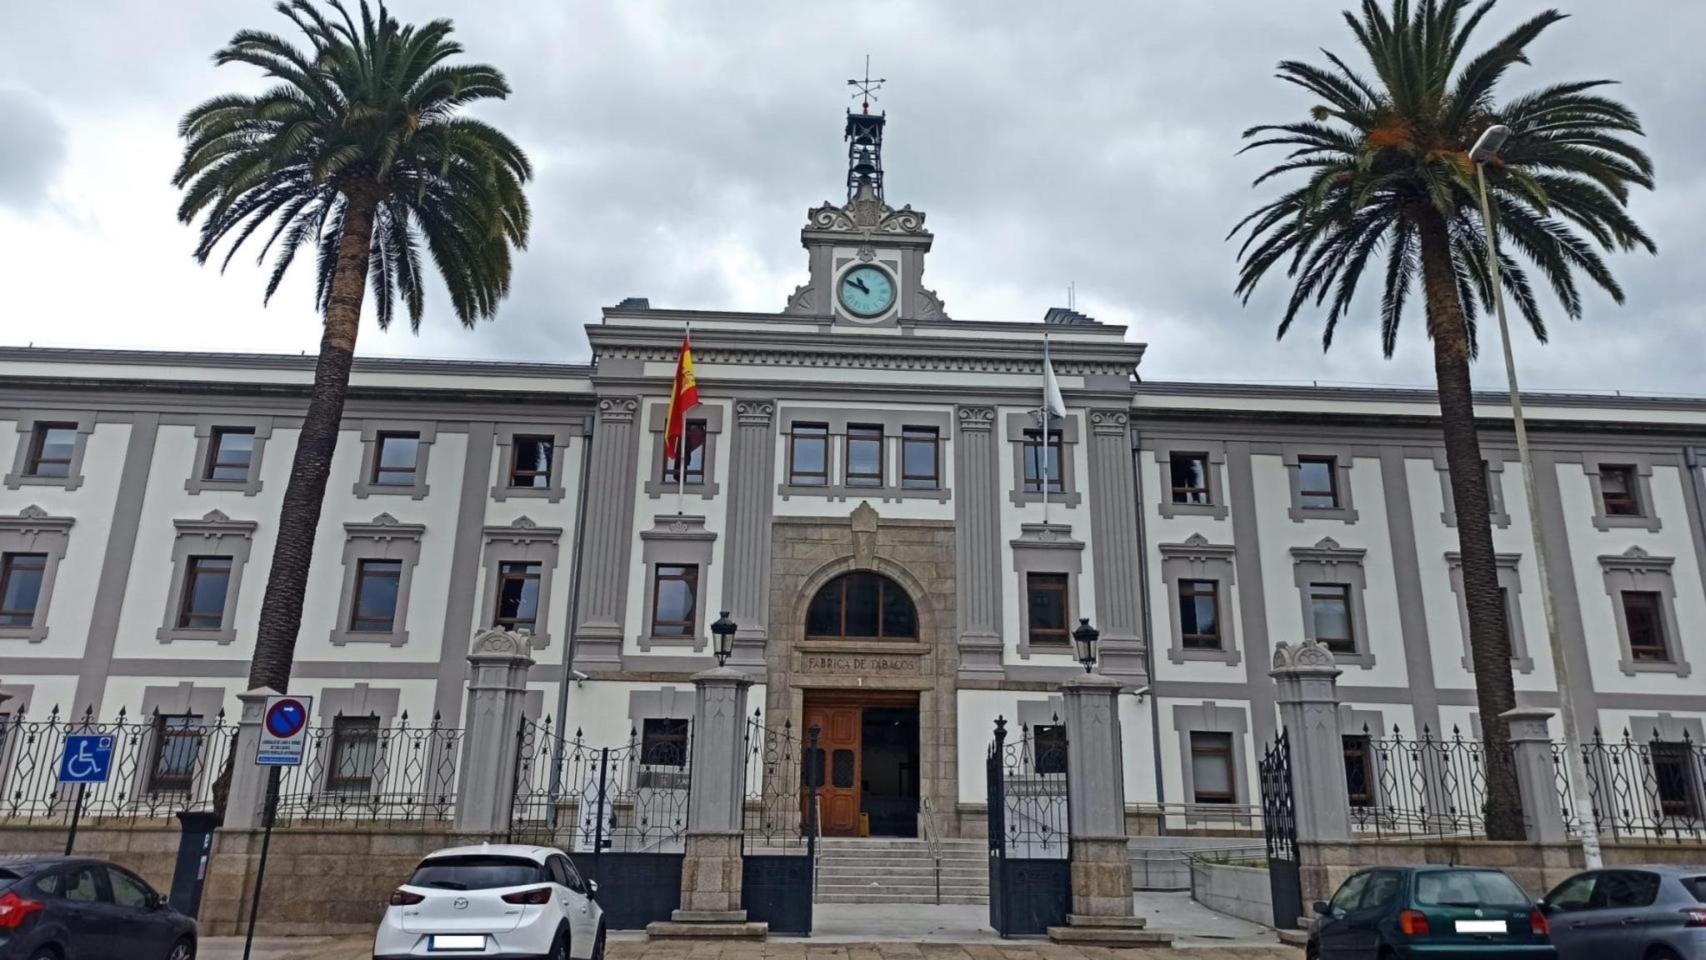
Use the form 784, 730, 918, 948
803, 691, 920, 838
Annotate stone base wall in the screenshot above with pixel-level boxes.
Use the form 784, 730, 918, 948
1190, 860, 1273, 927
677, 831, 743, 914
1069, 836, 1134, 918
0, 821, 182, 895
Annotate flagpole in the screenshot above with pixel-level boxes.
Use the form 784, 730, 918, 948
1041, 335, 1051, 526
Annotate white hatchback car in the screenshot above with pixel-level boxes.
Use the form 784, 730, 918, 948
373, 844, 606, 960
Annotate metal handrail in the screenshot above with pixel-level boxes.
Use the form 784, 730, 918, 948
810, 793, 824, 899
919, 794, 946, 904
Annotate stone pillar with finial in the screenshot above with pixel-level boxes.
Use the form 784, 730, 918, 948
455, 628, 535, 834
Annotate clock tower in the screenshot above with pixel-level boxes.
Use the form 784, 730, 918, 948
783, 89, 948, 325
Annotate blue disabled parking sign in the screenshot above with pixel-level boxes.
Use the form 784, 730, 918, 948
59, 735, 115, 784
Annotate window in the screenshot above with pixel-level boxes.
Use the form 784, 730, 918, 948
845, 424, 884, 487
493, 561, 542, 633
1189, 731, 1235, 804
1344, 735, 1373, 807
787, 423, 829, 486
1309, 583, 1356, 654
1652, 743, 1699, 818
650, 564, 698, 637
1599, 465, 1640, 516
1359, 872, 1403, 911
175, 556, 232, 630
805, 572, 918, 641
349, 559, 403, 632
1033, 724, 1067, 775
1025, 572, 1070, 647
640, 718, 689, 767
1297, 456, 1339, 509
0, 553, 45, 626
1328, 873, 1370, 914
1622, 591, 1669, 661
1545, 872, 1598, 912
327, 716, 380, 793
203, 427, 256, 482
372, 432, 421, 486
106, 868, 152, 909
509, 436, 554, 489
660, 420, 706, 485
1022, 429, 1063, 493
62, 865, 102, 903
1170, 453, 1211, 505
1598, 870, 1662, 909
1178, 579, 1221, 650
150, 714, 202, 792
24, 423, 76, 478
901, 427, 939, 489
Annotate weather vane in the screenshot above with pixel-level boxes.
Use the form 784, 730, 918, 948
847, 55, 885, 114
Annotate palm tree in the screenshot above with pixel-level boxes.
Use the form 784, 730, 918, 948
174, 0, 531, 695
1233, 0, 1653, 839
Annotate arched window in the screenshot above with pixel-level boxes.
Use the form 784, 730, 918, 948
805, 572, 917, 641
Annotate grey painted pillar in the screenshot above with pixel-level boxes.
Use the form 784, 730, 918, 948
455, 629, 535, 834
720, 401, 775, 671
1270, 640, 1351, 844
1377, 447, 1443, 736
1502, 707, 1568, 843
953, 405, 1004, 679
1227, 442, 1279, 751
1060, 673, 1136, 924
432, 421, 495, 724
72, 413, 159, 715
1085, 409, 1147, 686
572, 397, 640, 669
222, 687, 279, 831
676, 666, 753, 920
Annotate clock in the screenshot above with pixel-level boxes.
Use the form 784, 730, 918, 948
838, 264, 896, 318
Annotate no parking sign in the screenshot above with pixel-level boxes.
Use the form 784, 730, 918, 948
256, 695, 313, 766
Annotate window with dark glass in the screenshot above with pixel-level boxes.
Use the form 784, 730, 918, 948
24, 423, 76, 478
1022, 429, 1063, 493
1033, 723, 1067, 775
832, 749, 855, 788
372, 432, 421, 486
640, 717, 689, 767
1344, 734, 1373, 807
1309, 583, 1355, 654
805, 572, 917, 641
1178, 579, 1221, 650
149, 714, 202, 792
901, 427, 939, 489
0, 553, 45, 626
1298, 456, 1339, 509
493, 561, 541, 633
845, 424, 884, 487
1622, 591, 1669, 661
651, 564, 698, 637
327, 715, 380, 793
106, 867, 152, 909
1651, 743, 1699, 818
1599, 465, 1640, 516
787, 423, 829, 486
349, 559, 403, 632
1026, 572, 1069, 646
176, 556, 232, 629
1170, 453, 1211, 505
660, 420, 706, 484
1189, 731, 1235, 804
203, 427, 256, 482
509, 435, 553, 488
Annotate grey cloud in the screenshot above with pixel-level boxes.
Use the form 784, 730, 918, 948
0, 88, 66, 212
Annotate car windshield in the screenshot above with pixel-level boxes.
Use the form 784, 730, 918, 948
407, 855, 543, 891
1683, 876, 1706, 903
1416, 870, 1530, 907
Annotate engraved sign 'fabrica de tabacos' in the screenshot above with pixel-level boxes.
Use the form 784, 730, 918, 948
802, 653, 919, 677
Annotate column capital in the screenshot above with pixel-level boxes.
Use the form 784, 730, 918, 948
597, 396, 639, 424
1500, 707, 1556, 743
467, 628, 536, 666
1087, 408, 1130, 437
1269, 639, 1343, 682
956, 405, 996, 432
734, 400, 775, 426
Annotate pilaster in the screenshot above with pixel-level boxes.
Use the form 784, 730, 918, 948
1502, 707, 1568, 843
221, 687, 280, 831
573, 397, 640, 669
455, 630, 535, 833
720, 400, 776, 670
1270, 640, 1351, 844
1084, 409, 1147, 685
953, 405, 1004, 679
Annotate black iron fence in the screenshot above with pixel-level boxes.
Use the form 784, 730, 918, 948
271, 712, 462, 823
508, 717, 691, 854
1577, 728, 1706, 842
0, 706, 237, 823
741, 710, 815, 853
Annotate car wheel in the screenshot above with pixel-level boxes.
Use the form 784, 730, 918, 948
1646, 949, 1682, 960
591, 924, 606, 960
548, 929, 569, 960
29, 948, 61, 960
165, 938, 195, 960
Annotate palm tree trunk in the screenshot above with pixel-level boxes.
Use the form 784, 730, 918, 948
246, 190, 380, 693
1416, 208, 1525, 841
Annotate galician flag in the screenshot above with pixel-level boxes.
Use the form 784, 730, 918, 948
1041, 337, 1066, 422
664, 331, 701, 465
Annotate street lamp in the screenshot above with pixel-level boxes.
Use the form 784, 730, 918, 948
1072, 618, 1099, 673
710, 610, 737, 668
1471, 122, 1603, 869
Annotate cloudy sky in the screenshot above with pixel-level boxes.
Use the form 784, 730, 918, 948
1, 1, 1700, 393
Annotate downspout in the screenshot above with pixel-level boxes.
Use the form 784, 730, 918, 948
1130, 427, 1168, 830
549, 412, 597, 815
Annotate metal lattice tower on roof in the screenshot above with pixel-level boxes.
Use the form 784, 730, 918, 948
845, 57, 886, 201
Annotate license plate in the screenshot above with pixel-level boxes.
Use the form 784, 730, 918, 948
429, 934, 487, 950
1455, 919, 1507, 934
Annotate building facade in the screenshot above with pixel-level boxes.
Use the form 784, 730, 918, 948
4, 111, 1706, 836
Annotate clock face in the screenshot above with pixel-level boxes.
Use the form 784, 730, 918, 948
838, 264, 896, 318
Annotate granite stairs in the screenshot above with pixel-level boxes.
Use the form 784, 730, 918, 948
813, 837, 990, 905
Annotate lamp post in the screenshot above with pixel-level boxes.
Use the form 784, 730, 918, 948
1072, 618, 1099, 673
1471, 124, 1603, 869
710, 610, 737, 668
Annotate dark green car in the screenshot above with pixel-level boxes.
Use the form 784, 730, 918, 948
1307, 865, 1555, 958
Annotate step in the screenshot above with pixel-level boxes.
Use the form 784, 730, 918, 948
814, 892, 989, 905
817, 850, 986, 862
815, 865, 987, 879
816, 883, 988, 897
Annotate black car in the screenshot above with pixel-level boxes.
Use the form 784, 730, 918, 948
0, 856, 195, 960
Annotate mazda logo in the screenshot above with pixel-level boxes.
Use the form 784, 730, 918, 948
453, 898, 469, 910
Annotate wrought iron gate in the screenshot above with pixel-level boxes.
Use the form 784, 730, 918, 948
1258, 729, 1303, 929
740, 712, 817, 935
986, 716, 1070, 937
509, 718, 689, 929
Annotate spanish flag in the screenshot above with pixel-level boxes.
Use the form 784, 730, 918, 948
664, 331, 701, 466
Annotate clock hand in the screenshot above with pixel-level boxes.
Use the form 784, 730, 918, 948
849, 277, 870, 294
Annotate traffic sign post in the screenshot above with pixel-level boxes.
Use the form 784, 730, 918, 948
244, 695, 310, 960
58, 734, 115, 856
